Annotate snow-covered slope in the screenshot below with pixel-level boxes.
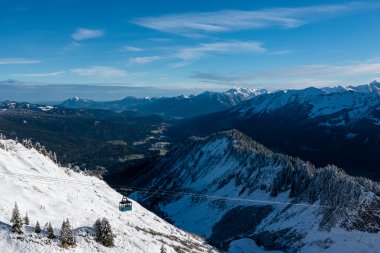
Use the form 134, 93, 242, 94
234, 87, 380, 123
174, 82, 380, 182
0, 138, 216, 253
134, 130, 380, 253
60, 97, 94, 108
322, 81, 380, 94
229, 81, 380, 126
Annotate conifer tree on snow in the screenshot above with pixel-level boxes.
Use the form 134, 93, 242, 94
94, 219, 102, 241
10, 202, 20, 223
22, 139, 33, 149
24, 213, 30, 225
10, 202, 23, 234
101, 218, 114, 247
35, 221, 41, 234
47, 222, 55, 239
60, 219, 76, 247
93, 218, 115, 247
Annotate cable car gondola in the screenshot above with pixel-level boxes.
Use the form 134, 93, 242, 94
119, 189, 132, 212
119, 195, 132, 212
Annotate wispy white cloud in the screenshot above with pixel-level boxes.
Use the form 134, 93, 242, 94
148, 38, 172, 43
189, 71, 254, 85
71, 28, 105, 41
71, 66, 127, 77
0, 58, 40, 65
17, 71, 66, 77
133, 2, 376, 35
121, 46, 144, 52
283, 78, 341, 88
128, 56, 161, 64
263, 61, 380, 78
62, 41, 81, 53
267, 50, 292, 56
172, 41, 265, 66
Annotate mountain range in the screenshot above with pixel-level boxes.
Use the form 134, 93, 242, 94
1, 81, 380, 252
172, 81, 380, 181
2, 81, 380, 182
60, 87, 266, 118
133, 130, 380, 253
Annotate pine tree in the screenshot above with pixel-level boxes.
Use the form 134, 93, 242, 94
93, 218, 115, 247
60, 219, 76, 248
24, 213, 30, 225
94, 219, 102, 241
100, 218, 114, 247
35, 221, 41, 234
10, 202, 23, 234
10, 202, 19, 223
22, 138, 33, 149
47, 222, 55, 239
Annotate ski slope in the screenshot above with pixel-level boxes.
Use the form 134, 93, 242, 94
0, 138, 216, 253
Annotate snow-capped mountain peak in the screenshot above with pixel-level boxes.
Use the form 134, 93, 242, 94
232, 85, 380, 125
348, 80, 380, 94
224, 87, 268, 98
322, 81, 380, 94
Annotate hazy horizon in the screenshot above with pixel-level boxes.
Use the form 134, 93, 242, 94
0, 78, 379, 103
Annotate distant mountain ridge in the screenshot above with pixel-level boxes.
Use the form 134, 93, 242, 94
170, 81, 380, 181
60, 81, 380, 118
134, 130, 380, 252
321, 80, 380, 94
60, 88, 267, 118
233, 86, 380, 123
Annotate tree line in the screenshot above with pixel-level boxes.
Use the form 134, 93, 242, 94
10, 202, 114, 248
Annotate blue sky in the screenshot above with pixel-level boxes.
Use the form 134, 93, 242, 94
1, 0, 380, 93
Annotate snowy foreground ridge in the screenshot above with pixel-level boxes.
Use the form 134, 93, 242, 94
0, 139, 216, 253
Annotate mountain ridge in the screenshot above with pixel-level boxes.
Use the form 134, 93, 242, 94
170, 82, 380, 181
60, 88, 267, 118
133, 129, 380, 252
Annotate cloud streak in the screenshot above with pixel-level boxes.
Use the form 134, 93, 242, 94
71, 66, 127, 78
0, 58, 40, 65
121, 46, 144, 52
267, 50, 292, 56
172, 41, 265, 66
128, 56, 161, 64
17, 71, 66, 77
133, 2, 376, 35
262, 61, 380, 78
71, 28, 105, 41
189, 71, 254, 85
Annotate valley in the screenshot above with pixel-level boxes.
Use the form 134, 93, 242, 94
0, 102, 171, 175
